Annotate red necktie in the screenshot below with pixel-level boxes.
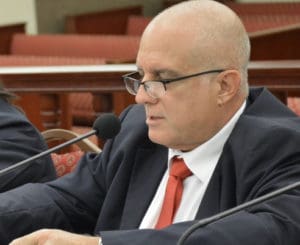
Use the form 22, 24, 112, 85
155, 157, 192, 229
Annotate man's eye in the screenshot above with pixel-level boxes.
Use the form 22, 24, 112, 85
136, 74, 144, 80
150, 76, 163, 81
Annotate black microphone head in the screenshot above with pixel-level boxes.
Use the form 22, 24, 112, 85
93, 113, 121, 140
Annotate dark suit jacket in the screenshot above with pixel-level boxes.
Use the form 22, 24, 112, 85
0, 98, 56, 192
0, 87, 300, 245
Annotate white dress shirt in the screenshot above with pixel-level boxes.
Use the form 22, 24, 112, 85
139, 101, 246, 228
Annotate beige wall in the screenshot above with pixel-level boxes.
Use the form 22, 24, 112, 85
0, 0, 163, 34
0, 0, 37, 34
35, 0, 162, 33
1, 0, 300, 34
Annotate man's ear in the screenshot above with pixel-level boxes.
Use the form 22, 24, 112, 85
216, 70, 241, 106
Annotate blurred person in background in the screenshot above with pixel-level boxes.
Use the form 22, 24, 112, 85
0, 82, 56, 191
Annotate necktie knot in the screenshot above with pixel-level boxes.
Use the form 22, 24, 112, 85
170, 157, 192, 180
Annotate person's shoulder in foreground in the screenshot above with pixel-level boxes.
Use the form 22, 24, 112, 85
3, 0, 300, 245
0, 88, 56, 192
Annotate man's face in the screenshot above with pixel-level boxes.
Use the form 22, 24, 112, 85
135, 24, 221, 151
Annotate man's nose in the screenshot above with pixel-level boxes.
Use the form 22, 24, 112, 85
135, 85, 156, 104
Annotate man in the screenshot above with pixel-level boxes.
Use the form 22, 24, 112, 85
0, 86, 56, 192
3, 0, 300, 244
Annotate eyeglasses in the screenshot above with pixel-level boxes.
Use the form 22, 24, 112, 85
122, 69, 224, 99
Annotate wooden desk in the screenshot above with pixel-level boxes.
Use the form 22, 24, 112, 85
248, 60, 300, 102
0, 64, 136, 130
0, 64, 136, 92
0, 61, 299, 130
2, 61, 299, 91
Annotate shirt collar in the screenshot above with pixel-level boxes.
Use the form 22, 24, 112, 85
168, 101, 246, 183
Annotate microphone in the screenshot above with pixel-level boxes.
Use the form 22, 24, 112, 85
0, 113, 121, 176
177, 180, 300, 245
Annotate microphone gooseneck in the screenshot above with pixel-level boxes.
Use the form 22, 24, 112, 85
0, 113, 121, 176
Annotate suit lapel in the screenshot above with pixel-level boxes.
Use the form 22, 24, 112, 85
120, 146, 223, 225
120, 129, 240, 227
120, 145, 168, 229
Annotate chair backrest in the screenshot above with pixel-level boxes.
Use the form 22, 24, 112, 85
42, 128, 101, 177
65, 5, 143, 34
249, 23, 300, 60
0, 23, 25, 54
126, 15, 152, 35
42, 128, 101, 153
226, 2, 300, 16
10, 34, 141, 63
225, 2, 300, 33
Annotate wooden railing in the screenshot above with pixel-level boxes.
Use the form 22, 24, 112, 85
248, 60, 300, 102
0, 64, 136, 131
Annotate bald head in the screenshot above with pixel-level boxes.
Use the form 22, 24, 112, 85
140, 0, 250, 92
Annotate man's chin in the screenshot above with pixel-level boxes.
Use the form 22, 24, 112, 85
148, 130, 171, 146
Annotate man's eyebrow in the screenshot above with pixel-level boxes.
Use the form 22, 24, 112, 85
136, 67, 181, 78
159, 69, 181, 77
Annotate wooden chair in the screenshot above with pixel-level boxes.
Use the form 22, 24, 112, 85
249, 24, 300, 60
42, 128, 101, 153
42, 128, 101, 177
126, 15, 152, 36
65, 5, 143, 35
225, 2, 300, 33
225, 2, 300, 16
0, 23, 25, 54
10, 34, 140, 62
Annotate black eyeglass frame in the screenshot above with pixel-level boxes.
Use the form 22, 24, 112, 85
122, 69, 225, 97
